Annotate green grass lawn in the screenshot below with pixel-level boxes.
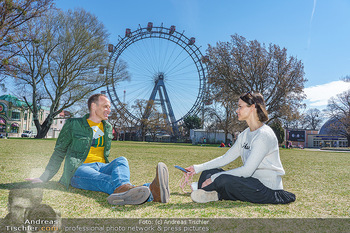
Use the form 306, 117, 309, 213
0, 139, 349, 219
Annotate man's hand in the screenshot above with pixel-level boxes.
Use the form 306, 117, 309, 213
201, 178, 212, 188
25, 178, 43, 183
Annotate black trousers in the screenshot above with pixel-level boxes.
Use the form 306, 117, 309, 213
198, 168, 296, 204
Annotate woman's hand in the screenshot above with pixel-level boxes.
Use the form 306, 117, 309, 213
185, 166, 196, 176
201, 178, 212, 188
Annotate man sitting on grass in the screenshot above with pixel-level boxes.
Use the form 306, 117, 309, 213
26, 94, 170, 205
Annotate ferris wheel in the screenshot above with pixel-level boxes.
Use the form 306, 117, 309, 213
106, 22, 207, 136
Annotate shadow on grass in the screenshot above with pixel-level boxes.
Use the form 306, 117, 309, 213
0, 181, 109, 206
0, 181, 159, 211
0, 182, 257, 212
171, 191, 191, 197
157, 192, 257, 210
0, 181, 48, 190
155, 201, 256, 210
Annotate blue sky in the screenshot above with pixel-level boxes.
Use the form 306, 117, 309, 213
46, 0, 350, 111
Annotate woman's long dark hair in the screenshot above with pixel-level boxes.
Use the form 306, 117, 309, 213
240, 91, 269, 122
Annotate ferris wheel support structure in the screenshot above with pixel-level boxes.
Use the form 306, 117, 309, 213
143, 73, 179, 136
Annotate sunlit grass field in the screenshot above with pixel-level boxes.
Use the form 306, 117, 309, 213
0, 139, 349, 219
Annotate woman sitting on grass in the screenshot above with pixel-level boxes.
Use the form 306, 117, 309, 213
186, 91, 296, 204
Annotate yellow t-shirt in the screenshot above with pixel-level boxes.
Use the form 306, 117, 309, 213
84, 119, 106, 163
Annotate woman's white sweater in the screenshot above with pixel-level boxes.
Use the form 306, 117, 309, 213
193, 124, 285, 190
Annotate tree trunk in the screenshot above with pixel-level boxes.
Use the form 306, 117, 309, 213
141, 125, 146, 141
35, 123, 51, 138
35, 116, 54, 139
113, 126, 119, 140
224, 106, 229, 144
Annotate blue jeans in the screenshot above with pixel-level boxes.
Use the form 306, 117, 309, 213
70, 156, 153, 201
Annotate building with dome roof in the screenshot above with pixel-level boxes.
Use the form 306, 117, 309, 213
0, 95, 68, 138
0, 95, 31, 137
318, 118, 345, 135
284, 118, 348, 148
306, 118, 348, 148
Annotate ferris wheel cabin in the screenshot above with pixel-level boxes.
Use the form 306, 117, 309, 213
169, 25, 176, 34
125, 28, 132, 37
147, 22, 153, 32
188, 37, 196, 45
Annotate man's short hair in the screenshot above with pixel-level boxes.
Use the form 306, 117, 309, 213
87, 94, 107, 111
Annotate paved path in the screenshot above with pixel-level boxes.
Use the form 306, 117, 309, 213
304, 148, 350, 153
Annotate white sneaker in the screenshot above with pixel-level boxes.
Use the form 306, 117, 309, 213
191, 182, 198, 191
191, 189, 219, 203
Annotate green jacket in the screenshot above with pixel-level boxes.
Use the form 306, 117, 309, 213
39, 114, 113, 189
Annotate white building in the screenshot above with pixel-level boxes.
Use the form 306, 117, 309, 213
37, 110, 70, 138
190, 129, 233, 145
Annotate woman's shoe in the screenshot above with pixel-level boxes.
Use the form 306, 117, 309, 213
191, 189, 219, 203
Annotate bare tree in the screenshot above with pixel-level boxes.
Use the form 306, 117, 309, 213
147, 112, 171, 142
132, 99, 171, 141
205, 99, 245, 144
206, 34, 307, 123
282, 113, 303, 129
0, 0, 54, 78
0, 76, 6, 92
108, 109, 122, 140
300, 108, 323, 130
132, 99, 153, 141
11, 9, 128, 138
326, 90, 350, 144
108, 106, 134, 141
